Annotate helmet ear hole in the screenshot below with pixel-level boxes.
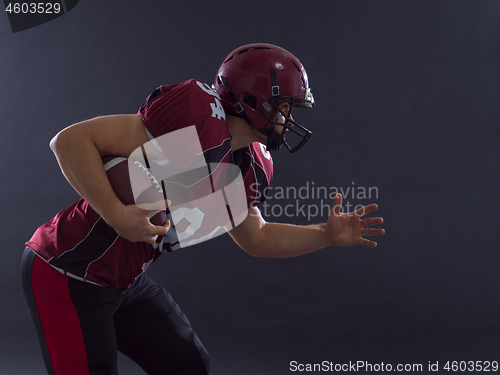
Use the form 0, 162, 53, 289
243, 95, 257, 110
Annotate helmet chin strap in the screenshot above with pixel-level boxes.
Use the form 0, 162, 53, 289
266, 133, 283, 151
259, 126, 283, 151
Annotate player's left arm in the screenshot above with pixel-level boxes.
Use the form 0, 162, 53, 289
228, 193, 385, 258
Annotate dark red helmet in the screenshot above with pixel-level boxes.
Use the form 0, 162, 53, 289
213, 43, 315, 153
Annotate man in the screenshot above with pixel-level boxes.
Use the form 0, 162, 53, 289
21, 43, 384, 375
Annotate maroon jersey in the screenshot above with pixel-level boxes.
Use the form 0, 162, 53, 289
26, 79, 273, 289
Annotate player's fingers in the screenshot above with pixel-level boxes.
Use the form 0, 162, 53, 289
361, 228, 385, 236
162, 219, 171, 232
355, 203, 378, 217
150, 223, 169, 236
331, 193, 342, 216
359, 238, 378, 248
360, 217, 384, 227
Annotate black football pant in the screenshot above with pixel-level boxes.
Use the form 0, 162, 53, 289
21, 247, 209, 375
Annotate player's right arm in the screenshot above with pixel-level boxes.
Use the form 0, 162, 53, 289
50, 114, 169, 244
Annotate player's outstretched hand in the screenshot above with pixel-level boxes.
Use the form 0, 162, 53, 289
107, 204, 170, 244
326, 193, 385, 248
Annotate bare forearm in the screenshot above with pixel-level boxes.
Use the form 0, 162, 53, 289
248, 221, 333, 258
50, 125, 124, 223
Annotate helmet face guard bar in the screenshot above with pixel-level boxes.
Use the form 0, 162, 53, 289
258, 95, 314, 153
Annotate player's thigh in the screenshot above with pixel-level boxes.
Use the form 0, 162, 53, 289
67, 277, 123, 374
21, 248, 122, 375
113, 277, 209, 375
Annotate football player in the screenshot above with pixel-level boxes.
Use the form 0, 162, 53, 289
21, 44, 384, 375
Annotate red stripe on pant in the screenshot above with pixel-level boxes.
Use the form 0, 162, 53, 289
31, 255, 90, 375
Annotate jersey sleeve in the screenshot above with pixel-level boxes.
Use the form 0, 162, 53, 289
138, 80, 207, 139
244, 142, 274, 207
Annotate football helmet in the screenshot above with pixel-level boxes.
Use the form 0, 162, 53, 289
213, 43, 315, 153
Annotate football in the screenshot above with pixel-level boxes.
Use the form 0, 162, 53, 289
102, 156, 167, 226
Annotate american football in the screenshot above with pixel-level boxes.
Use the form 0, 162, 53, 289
102, 156, 167, 226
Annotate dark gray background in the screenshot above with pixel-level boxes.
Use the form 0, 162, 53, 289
1, 1, 499, 374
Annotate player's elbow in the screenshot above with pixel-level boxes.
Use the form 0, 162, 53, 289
241, 244, 265, 258
49, 125, 84, 157
232, 235, 266, 257
49, 131, 61, 153
228, 208, 268, 257
49, 129, 72, 158
229, 231, 265, 258
239, 236, 271, 258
